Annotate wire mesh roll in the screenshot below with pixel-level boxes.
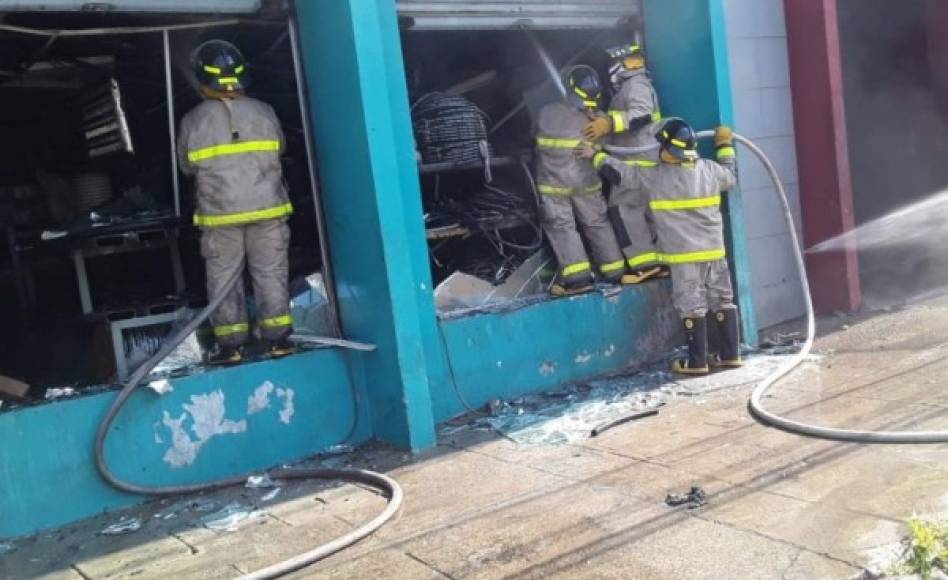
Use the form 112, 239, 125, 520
412, 93, 492, 166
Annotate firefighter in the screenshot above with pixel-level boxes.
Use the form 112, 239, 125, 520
583, 43, 665, 285
178, 40, 295, 365
535, 65, 626, 297
579, 119, 743, 375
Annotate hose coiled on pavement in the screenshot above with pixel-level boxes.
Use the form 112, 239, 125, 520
94, 266, 403, 579
609, 132, 948, 443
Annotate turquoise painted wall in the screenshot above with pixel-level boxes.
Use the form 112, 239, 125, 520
294, 0, 438, 451
0, 349, 368, 538
643, 0, 759, 345
431, 283, 680, 423
0, 0, 755, 540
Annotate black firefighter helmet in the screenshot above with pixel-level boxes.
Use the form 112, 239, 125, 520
192, 39, 250, 93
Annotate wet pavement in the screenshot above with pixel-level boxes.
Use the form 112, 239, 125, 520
3, 295, 948, 579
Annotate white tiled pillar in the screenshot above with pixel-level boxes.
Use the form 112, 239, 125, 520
724, 0, 806, 328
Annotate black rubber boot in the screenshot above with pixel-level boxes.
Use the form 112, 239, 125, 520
672, 316, 710, 376
207, 344, 243, 366
711, 309, 743, 368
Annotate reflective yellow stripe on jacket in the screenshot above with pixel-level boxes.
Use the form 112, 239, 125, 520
536, 136, 587, 149
537, 183, 603, 196
650, 195, 721, 211
188, 140, 281, 163
194, 202, 294, 228
623, 159, 658, 168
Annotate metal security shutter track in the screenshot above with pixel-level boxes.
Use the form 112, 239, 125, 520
397, 0, 640, 30
0, 0, 260, 12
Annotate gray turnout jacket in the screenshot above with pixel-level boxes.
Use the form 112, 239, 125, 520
594, 150, 738, 264
178, 96, 291, 227
535, 101, 602, 196
607, 69, 662, 157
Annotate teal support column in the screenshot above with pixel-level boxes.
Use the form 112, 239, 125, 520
294, 0, 438, 450
643, 0, 759, 346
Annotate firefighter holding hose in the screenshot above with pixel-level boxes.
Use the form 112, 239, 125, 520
578, 119, 743, 375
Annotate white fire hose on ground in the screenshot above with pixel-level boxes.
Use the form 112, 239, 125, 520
607, 132, 948, 443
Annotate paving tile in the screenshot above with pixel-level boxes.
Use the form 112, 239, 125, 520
318, 447, 565, 562
175, 514, 353, 577
447, 432, 638, 481
783, 550, 863, 580
702, 489, 898, 568
296, 549, 445, 580
540, 513, 800, 580
401, 482, 658, 580
71, 534, 192, 579
582, 403, 738, 461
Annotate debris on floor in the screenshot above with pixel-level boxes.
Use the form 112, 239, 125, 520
146, 379, 173, 396
441, 350, 799, 446
245, 474, 276, 489
200, 503, 261, 532
590, 406, 662, 437
44, 387, 77, 401
99, 517, 143, 536
260, 488, 282, 502
153, 497, 219, 520
665, 486, 708, 509
325, 444, 356, 456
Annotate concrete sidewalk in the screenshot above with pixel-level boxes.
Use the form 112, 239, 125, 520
3, 297, 948, 579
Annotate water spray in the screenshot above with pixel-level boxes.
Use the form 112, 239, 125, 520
520, 24, 568, 99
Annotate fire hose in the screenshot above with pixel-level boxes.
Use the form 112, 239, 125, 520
608, 132, 948, 443
94, 266, 403, 579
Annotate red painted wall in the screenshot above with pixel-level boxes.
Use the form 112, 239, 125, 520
784, 0, 861, 313
927, 0, 948, 119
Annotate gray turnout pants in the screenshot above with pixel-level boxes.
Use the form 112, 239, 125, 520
539, 192, 625, 283
609, 183, 660, 271
201, 218, 293, 347
670, 259, 736, 318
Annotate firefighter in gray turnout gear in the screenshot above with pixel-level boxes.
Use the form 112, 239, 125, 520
583, 43, 665, 285
580, 119, 743, 375
535, 65, 626, 297
178, 40, 295, 365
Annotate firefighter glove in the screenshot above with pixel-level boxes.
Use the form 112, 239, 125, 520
583, 116, 613, 141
